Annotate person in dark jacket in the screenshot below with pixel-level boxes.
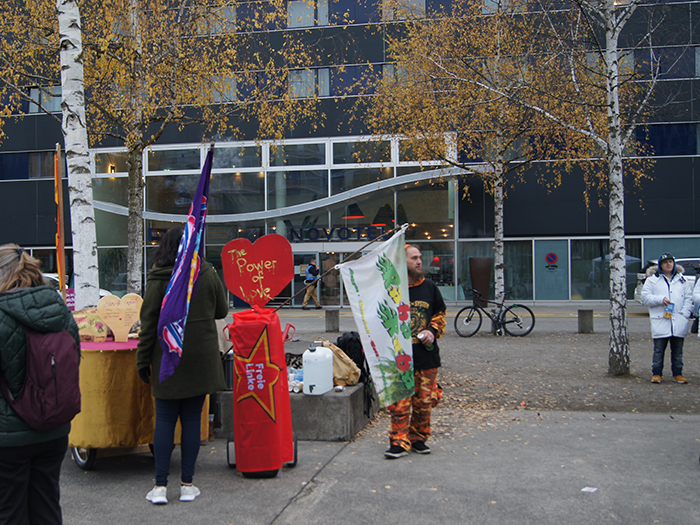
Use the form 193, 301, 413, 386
0, 244, 81, 523
302, 257, 321, 310
136, 227, 228, 505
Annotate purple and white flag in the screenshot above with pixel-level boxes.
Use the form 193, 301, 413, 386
157, 147, 213, 382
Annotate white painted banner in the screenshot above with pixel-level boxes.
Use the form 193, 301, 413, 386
336, 226, 414, 407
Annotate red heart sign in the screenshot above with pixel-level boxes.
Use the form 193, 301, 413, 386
221, 235, 294, 307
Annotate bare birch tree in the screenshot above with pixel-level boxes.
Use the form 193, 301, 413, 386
368, 0, 583, 302
79, 0, 320, 295
372, 0, 676, 374
4, 0, 322, 297
57, 0, 99, 309
0, 0, 99, 309
528, 0, 672, 374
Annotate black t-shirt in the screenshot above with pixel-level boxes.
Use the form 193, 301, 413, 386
409, 278, 446, 370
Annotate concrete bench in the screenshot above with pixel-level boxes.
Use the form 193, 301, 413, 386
215, 382, 377, 442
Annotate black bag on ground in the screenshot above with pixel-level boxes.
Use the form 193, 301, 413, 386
336, 331, 375, 417
0, 326, 81, 431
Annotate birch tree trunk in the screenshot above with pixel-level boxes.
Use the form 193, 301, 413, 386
493, 158, 505, 304
604, 1, 630, 375
126, 147, 144, 295
126, 0, 145, 296
57, 0, 100, 309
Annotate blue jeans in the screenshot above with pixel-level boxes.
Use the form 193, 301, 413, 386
153, 395, 205, 486
652, 337, 684, 377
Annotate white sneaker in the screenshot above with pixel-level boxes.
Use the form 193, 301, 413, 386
146, 486, 167, 505
180, 484, 201, 502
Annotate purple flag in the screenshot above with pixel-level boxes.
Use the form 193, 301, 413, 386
157, 147, 214, 382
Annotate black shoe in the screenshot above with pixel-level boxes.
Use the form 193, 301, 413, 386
411, 441, 431, 454
302, 306, 309, 310
315, 305, 322, 309
384, 445, 408, 459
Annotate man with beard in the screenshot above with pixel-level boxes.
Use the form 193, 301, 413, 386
385, 244, 446, 459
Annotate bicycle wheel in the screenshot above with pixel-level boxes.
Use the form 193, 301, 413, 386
454, 307, 482, 337
502, 305, 535, 336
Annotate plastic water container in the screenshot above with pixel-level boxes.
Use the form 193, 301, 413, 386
302, 345, 333, 395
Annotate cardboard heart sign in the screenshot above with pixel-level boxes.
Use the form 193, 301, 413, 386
221, 235, 294, 307
97, 293, 143, 342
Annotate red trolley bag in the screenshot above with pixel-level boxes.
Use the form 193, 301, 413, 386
226, 306, 295, 477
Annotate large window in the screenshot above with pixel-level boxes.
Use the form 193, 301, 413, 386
95, 152, 129, 174
330, 0, 381, 24
213, 145, 261, 169
328, 188, 395, 241
409, 241, 456, 300
333, 140, 391, 163
636, 124, 697, 156
270, 143, 325, 166
0, 152, 65, 180
288, 69, 329, 98
331, 167, 393, 194
95, 209, 128, 246
93, 177, 129, 207
570, 239, 641, 300
147, 149, 200, 171
28, 86, 61, 114
267, 170, 328, 209
330, 65, 380, 96
288, 0, 328, 27
458, 240, 533, 301
635, 46, 695, 80
398, 181, 455, 241
147, 172, 265, 215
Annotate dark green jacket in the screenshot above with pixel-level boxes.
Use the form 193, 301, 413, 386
136, 261, 228, 399
0, 286, 81, 447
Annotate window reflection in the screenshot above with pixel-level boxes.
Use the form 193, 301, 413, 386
398, 183, 454, 240
331, 167, 393, 194
213, 146, 261, 169
407, 241, 456, 300
147, 173, 265, 214
458, 241, 533, 301
333, 140, 391, 164
95, 152, 129, 174
570, 239, 641, 300
270, 143, 325, 166
267, 171, 328, 209
148, 149, 200, 171
93, 177, 129, 207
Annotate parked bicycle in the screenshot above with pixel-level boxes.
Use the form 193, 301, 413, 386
454, 289, 535, 337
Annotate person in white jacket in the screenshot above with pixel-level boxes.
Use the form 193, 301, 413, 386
641, 252, 693, 384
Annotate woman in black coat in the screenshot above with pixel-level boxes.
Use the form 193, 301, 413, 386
136, 227, 228, 505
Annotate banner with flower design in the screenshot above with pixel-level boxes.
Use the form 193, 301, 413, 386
336, 225, 413, 407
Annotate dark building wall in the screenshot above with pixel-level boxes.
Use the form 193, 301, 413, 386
1, 114, 62, 151
0, 179, 71, 246
459, 157, 698, 238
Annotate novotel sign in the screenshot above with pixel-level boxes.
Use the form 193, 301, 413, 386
288, 226, 387, 242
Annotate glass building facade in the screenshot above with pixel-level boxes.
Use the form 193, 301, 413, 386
2, 1, 700, 305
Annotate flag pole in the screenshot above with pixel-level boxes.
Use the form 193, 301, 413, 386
55, 143, 66, 303
272, 224, 405, 313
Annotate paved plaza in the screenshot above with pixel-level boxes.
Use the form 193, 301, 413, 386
60, 303, 700, 524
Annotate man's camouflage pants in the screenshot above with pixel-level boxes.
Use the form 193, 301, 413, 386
387, 368, 440, 451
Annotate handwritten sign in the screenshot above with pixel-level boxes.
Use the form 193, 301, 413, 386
221, 235, 294, 307
97, 293, 143, 342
